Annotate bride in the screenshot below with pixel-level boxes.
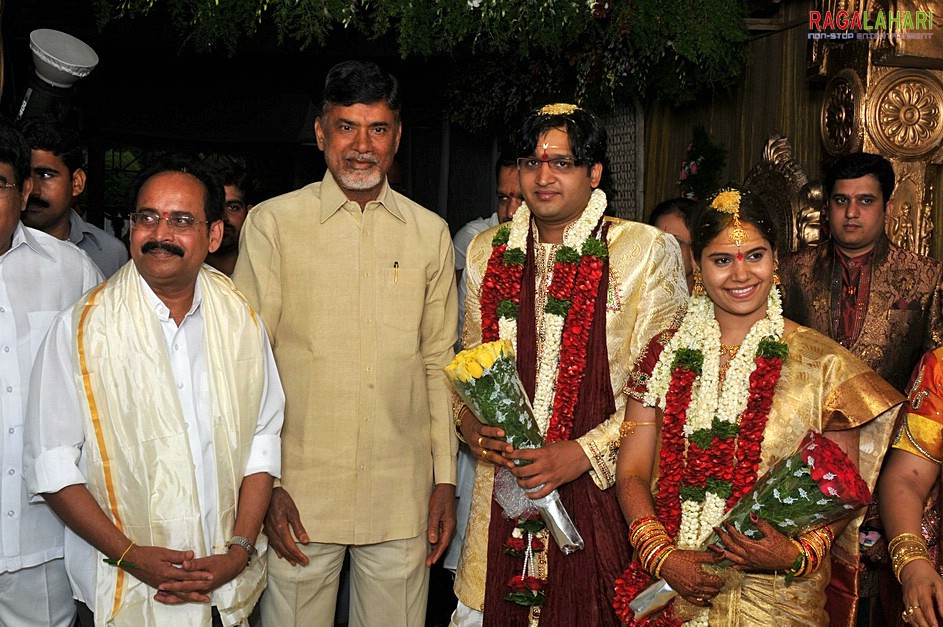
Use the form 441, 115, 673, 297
613, 188, 901, 625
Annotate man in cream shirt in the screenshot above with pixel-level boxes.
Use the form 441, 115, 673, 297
234, 60, 457, 627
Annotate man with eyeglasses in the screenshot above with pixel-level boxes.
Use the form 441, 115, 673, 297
205, 159, 254, 276
233, 60, 456, 627
24, 158, 285, 626
451, 104, 688, 626
0, 119, 101, 627
18, 117, 128, 277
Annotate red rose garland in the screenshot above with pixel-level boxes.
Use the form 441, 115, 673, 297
545, 249, 606, 443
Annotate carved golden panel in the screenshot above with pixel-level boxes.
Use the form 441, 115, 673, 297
866, 69, 943, 158
821, 69, 866, 156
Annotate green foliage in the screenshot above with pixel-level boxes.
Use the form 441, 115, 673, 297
504, 248, 526, 266
672, 347, 704, 374
758, 337, 789, 361
545, 296, 571, 317
497, 298, 520, 320
97, 0, 750, 130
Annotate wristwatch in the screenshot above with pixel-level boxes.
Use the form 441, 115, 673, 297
227, 536, 256, 564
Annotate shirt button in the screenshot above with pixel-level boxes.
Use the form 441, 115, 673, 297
366, 367, 372, 372
7, 469, 13, 475
173, 344, 179, 351
177, 383, 184, 389
6, 510, 13, 517
5, 386, 11, 393
0, 307, 5, 312
7, 428, 13, 435
2, 346, 9, 353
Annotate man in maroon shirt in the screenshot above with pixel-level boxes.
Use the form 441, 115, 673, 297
780, 152, 943, 393
780, 152, 943, 627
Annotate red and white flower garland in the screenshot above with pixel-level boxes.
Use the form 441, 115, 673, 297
478, 188, 609, 604
479, 188, 608, 440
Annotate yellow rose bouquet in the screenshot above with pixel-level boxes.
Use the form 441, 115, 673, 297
445, 340, 542, 449
445, 340, 584, 554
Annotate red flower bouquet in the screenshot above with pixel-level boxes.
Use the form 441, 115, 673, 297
624, 430, 872, 622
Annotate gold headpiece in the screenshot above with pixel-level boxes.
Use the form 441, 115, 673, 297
538, 103, 579, 116
711, 189, 745, 251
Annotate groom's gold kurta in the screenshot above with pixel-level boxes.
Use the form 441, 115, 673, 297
454, 218, 688, 614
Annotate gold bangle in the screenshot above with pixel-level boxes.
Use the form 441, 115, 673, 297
889, 533, 926, 556
454, 405, 471, 443
895, 555, 932, 583
651, 546, 677, 578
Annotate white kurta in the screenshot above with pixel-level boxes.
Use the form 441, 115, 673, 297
0, 224, 102, 573
24, 271, 283, 610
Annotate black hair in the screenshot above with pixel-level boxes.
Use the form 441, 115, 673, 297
824, 152, 895, 202
129, 156, 225, 226
691, 188, 779, 261
0, 118, 31, 187
516, 105, 608, 170
649, 197, 698, 229
515, 104, 613, 196
17, 117, 85, 174
208, 157, 254, 205
320, 60, 401, 120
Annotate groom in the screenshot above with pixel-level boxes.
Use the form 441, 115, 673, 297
452, 104, 688, 626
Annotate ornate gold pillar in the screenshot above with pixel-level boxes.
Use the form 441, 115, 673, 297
812, 0, 943, 257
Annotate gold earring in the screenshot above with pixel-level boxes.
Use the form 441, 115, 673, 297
773, 261, 781, 286
693, 268, 704, 296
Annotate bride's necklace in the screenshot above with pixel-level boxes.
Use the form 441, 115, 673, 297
719, 342, 741, 382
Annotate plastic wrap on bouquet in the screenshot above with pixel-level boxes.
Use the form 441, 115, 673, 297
494, 468, 584, 554
625, 430, 874, 620
445, 340, 584, 553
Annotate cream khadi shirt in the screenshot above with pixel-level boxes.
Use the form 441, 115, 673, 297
233, 172, 458, 544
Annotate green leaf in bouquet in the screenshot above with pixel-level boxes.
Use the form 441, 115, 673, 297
679, 485, 706, 502
706, 477, 732, 500
518, 514, 547, 534
758, 336, 789, 360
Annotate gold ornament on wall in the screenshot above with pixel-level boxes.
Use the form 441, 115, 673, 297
821, 69, 865, 156
867, 69, 943, 158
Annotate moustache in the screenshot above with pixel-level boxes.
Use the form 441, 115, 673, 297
345, 153, 379, 165
141, 241, 185, 257
26, 196, 50, 209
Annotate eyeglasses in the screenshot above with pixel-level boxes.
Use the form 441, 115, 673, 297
130, 212, 210, 232
517, 157, 583, 173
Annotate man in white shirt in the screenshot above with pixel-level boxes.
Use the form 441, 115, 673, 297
0, 119, 102, 626
24, 158, 284, 626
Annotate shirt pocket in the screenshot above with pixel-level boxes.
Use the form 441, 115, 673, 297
381, 267, 426, 334
26, 311, 59, 363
